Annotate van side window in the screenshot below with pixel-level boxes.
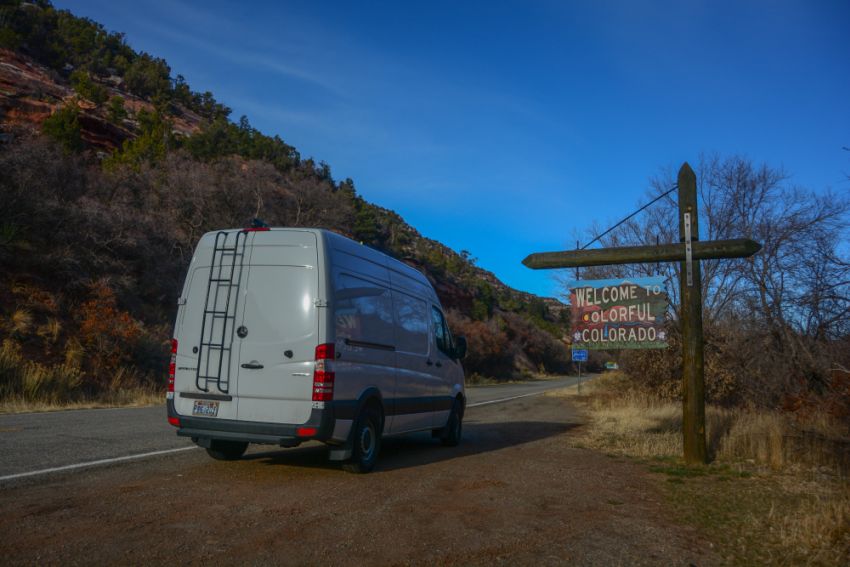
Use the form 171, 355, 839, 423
393, 291, 429, 355
431, 307, 452, 357
335, 274, 394, 348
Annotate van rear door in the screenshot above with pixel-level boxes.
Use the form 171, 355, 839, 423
236, 230, 319, 425
172, 230, 249, 421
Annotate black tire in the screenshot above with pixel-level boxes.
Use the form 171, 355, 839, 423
205, 440, 248, 461
440, 399, 463, 447
342, 408, 381, 474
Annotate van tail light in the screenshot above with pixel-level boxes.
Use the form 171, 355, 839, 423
167, 338, 177, 401
312, 343, 335, 402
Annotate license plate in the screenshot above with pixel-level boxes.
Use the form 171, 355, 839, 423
192, 400, 219, 417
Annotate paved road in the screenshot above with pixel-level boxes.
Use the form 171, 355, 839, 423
0, 376, 714, 566
466, 375, 587, 405
0, 375, 591, 481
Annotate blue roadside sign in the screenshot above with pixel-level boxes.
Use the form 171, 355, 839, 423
572, 349, 588, 362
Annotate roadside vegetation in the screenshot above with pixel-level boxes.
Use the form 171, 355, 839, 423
556, 373, 850, 565
0, 1, 570, 411
557, 154, 850, 563
568, 155, 850, 415
0, 135, 569, 412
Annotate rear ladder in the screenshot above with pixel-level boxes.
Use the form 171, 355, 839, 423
196, 230, 248, 393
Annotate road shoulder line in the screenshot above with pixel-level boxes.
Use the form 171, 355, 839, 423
4, 385, 575, 483
0, 446, 198, 483
467, 391, 548, 408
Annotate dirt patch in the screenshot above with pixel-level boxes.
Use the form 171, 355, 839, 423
0, 394, 718, 565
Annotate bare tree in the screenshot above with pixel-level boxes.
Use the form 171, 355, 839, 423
560, 154, 850, 406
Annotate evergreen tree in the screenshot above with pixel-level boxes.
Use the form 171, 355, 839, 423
70, 69, 107, 104
104, 108, 171, 168
106, 95, 126, 123
42, 104, 83, 153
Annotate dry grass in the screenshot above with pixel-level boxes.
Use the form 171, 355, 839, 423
556, 372, 850, 565
767, 490, 850, 564
9, 308, 33, 336
36, 317, 62, 343
64, 337, 85, 367
0, 338, 163, 414
554, 372, 850, 472
0, 388, 163, 414
1, 339, 82, 402
584, 390, 683, 458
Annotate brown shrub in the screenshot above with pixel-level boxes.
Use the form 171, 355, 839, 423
446, 310, 513, 379
77, 280, 141, 386
621, 323, 754, 406
782, 366, 850, 422
501, 312, 570, 375
0, 133, 569, 400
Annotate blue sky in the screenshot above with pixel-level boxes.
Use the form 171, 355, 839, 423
56, 0, 850, 299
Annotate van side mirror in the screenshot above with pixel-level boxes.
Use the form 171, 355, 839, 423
454, 336, 467, 360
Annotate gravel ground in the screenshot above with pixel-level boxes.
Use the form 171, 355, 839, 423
0, 392, 718, 565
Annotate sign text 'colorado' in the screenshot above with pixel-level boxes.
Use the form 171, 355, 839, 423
570, 276, 668, 350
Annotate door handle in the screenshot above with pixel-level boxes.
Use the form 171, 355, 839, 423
426, 360, 434, 366
241, 362, 264, 370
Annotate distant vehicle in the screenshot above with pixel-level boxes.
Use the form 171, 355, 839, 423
167, 227, 467, 473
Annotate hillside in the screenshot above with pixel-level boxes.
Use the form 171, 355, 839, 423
0, 0, 570, 403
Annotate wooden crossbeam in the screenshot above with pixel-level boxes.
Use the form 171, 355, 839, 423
522, 238, 761, 270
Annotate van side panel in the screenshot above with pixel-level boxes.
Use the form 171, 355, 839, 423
327, 238, 398, 431
387, 289, 435, 433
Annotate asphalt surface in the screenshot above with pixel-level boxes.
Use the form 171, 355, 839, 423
1, 377, 717, 566
0, 375, 590, 481
466, 375, 586, 405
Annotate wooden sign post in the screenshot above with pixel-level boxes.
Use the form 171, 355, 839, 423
523, 163, 762, 464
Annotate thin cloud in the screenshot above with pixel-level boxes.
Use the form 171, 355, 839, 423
229, 98, 324, 128
149, 24, 343, 95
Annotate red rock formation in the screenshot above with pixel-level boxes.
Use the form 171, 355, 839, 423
0, 48, 204, 153
0, 49, 69, 132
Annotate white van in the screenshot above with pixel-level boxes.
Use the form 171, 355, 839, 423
167, 227, 467, 473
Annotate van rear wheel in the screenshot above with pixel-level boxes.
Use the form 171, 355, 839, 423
342, 408, 381, 474
205, 440, 248, 461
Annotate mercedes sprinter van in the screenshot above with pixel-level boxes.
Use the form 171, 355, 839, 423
167, 227, 467, 473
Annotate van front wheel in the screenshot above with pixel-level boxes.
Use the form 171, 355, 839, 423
342, 408, 381, 474
440, 399, 463, 447
205, 440, 248, 461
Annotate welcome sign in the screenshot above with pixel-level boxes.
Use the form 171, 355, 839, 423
569, 276, 668, 350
